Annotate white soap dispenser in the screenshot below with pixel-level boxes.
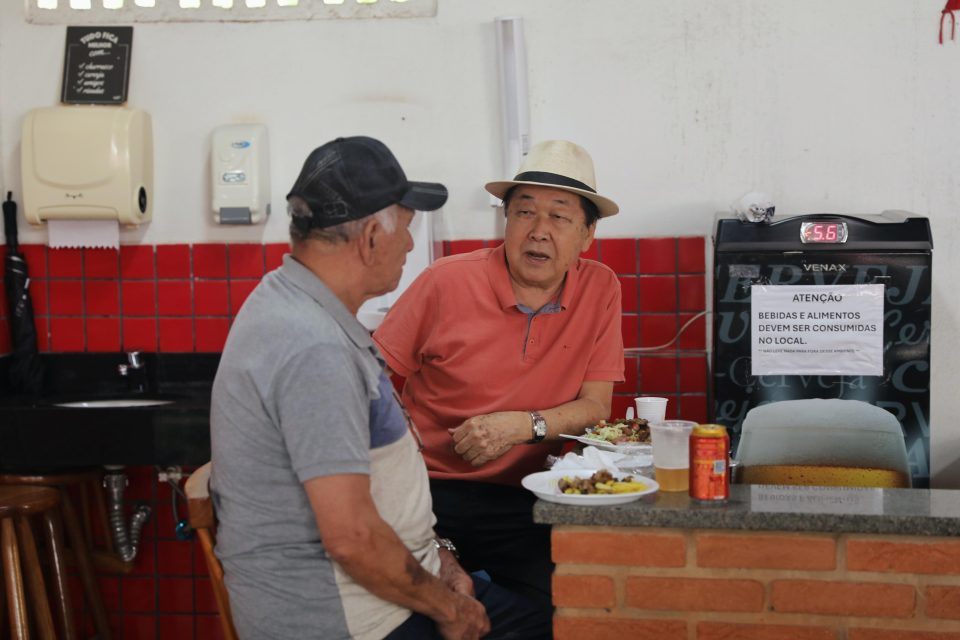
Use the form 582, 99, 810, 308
211, 123, 270, 224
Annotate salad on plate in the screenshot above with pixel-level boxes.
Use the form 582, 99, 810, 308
582, 418, 651, 446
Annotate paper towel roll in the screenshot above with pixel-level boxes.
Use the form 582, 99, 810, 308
47, 219, 120, 249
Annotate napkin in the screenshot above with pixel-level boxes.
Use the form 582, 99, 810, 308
549, 446, 654, 474
48, 219, 120, 249
613, 451, 654, 472
550, 446, 622, 474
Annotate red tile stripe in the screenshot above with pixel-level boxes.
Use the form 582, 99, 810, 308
2, 238, 710, 418
4, 244, 285, 354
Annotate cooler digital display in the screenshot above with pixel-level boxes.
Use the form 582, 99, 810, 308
800, 221, 848, 244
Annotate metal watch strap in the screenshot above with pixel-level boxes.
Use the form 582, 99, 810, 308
433, 537, 459, 558
528, 410, 547, 443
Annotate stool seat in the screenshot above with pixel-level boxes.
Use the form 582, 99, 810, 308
0, 487, 59, 518
0, 470, 112, 640
1, 485, 67, 640
0, 472, 104, 487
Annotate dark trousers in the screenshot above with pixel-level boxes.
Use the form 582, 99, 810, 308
385, 574, 552, 640
433, 480, 554, 624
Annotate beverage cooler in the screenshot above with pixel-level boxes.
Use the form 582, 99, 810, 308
712, 212, 932, 487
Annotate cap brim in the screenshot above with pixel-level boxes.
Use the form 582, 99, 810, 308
399, 181, 448, 212
484, 180, 619, 218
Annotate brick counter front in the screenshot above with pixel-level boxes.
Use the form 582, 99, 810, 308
537, 487, 960, 639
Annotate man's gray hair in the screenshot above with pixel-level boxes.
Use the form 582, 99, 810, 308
289, 197, 398, 244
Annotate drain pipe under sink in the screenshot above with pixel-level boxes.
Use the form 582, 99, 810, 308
103, 466, 152, 563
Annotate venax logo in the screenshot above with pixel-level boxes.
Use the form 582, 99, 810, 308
803, 264, 848, 272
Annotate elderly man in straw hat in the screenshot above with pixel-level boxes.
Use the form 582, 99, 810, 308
374, 140, 623, 618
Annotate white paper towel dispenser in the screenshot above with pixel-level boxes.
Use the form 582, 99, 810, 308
20, 105, 153, 227
211, 123, 270, 225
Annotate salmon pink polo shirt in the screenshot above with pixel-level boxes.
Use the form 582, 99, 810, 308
373, 244, 625, 486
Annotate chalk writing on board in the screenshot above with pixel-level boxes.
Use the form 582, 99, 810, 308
61, 26, 133, 105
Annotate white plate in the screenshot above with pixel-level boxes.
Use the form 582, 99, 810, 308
560, 433, 653, 454
521, 469, 659, 506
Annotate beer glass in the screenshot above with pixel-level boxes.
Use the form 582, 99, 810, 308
650, 420, 697, 491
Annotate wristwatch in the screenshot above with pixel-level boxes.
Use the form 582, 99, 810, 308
433, 537, 459, 558
528, 410, 547, 443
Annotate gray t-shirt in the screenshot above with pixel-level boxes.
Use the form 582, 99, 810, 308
211, 254, 439, 640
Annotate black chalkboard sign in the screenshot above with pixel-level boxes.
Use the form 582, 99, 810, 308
61, 26, 133, 105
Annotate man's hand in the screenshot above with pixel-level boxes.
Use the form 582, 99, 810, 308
435, 548, 488, 638
437, 548, 474, 597
435, 591, 490, 640
448, 411, 529, 467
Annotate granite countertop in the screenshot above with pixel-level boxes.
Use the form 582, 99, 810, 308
534, 484, 960, 537
0, 353, 218, 469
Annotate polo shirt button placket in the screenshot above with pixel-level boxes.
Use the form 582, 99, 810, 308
526, 328, 541, 360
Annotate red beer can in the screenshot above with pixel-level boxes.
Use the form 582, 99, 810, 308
689, 424, 730, 502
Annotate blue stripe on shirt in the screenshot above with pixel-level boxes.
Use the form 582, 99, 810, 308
369, 372, 408, 449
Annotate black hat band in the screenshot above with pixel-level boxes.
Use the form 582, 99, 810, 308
512, 171, 596, 194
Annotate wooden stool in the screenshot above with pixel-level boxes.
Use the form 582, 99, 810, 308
186, 463, 238, 640
0, 485, 72, 640
0, 472, 113, 640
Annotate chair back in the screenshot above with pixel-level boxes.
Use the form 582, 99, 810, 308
186, 463, 238, 640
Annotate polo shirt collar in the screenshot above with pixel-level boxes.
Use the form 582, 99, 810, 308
485, 243, 583, 311
280, 254, 378, 354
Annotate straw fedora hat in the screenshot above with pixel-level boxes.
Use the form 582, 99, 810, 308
485, 140, 619, 218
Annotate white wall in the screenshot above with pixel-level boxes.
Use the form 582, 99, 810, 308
1, 0, 959, 486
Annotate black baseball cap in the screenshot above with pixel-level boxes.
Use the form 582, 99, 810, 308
286, 136, 448, 231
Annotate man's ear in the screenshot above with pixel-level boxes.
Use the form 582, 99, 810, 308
580, 223, 597, 254
357, 217, 380, 266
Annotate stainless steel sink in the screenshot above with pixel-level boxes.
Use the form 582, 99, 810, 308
53, 398, 176, 408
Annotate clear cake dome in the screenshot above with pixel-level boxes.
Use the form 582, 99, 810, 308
735, 399, 910, 487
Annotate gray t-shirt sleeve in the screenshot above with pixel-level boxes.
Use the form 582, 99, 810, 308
274, 343, 373, 483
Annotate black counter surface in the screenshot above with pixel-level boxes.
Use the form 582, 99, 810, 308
0, 353, 218, 470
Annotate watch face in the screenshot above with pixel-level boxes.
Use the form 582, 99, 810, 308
531, 412, 547, 439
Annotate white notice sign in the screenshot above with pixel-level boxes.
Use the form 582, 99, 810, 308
751, 284, 884, 376
750, 485, 884, 515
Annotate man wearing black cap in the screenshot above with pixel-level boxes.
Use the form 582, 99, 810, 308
210, 137, 549, 640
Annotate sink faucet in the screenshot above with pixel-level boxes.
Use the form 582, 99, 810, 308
118, 351, 147, 393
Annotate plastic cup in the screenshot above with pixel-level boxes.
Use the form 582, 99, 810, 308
650, 420, 697, 492
634, 397, 668, 423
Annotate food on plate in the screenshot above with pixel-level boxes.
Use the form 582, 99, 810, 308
582, 418, 651, 445
558, 470, 648, 495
